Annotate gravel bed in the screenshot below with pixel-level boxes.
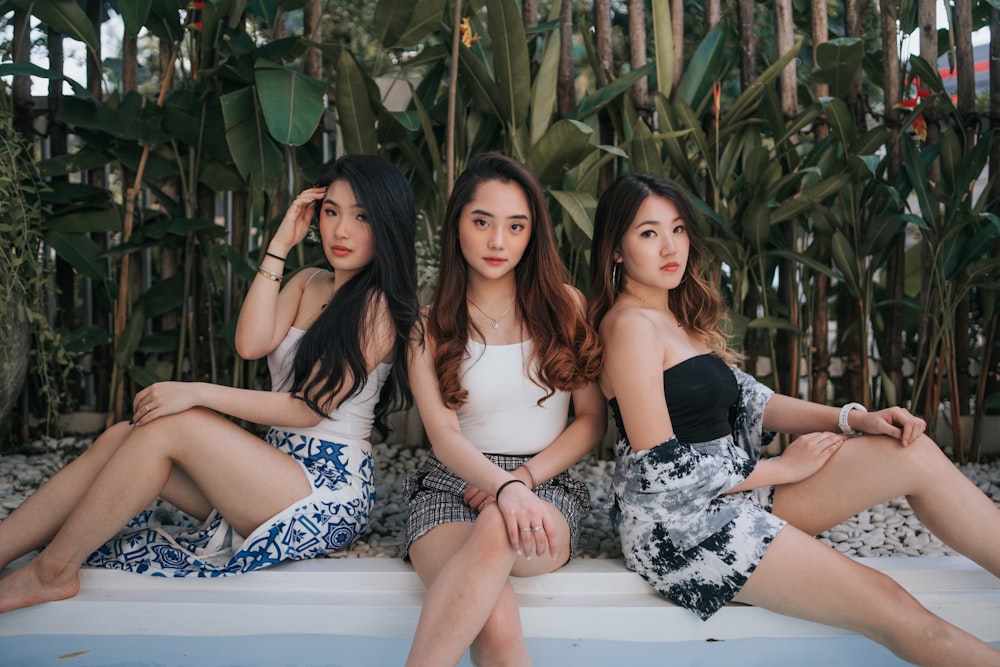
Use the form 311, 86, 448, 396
2, 437, 999, 561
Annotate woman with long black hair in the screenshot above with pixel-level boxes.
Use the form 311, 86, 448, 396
0, 154, 419, 611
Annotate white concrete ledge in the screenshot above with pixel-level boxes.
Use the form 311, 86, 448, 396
2, 556, 998, 643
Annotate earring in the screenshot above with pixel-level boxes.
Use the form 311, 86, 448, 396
611, 262, 621, 290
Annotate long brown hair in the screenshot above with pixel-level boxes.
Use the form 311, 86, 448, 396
588, 172, 740, 365
428, 154, 601, 408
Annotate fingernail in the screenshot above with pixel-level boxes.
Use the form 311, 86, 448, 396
128, 419, 135, 426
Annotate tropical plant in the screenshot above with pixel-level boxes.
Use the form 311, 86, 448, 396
1, 0, 998, 462
0, 0, 341, 427
0, 97, 78, 446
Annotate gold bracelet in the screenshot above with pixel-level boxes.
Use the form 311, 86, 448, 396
256, 266, 283, 282
521, 462, 538, 490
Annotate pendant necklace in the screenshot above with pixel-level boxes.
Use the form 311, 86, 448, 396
468, 298, 514, 329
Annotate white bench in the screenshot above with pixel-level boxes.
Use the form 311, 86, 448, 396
2, 556, 998, 643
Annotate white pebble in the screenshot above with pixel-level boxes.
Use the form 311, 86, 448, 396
2, 440, 999, 562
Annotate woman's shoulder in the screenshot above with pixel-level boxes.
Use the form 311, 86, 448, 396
284, 267, 333, 305
290, 266, 332, 287
556, 283, 587, 314
599, 303, 661, 342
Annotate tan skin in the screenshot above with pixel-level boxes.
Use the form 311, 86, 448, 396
0, 181, 395, 613
405, 179, 606, 667
599, 194, 1000, 666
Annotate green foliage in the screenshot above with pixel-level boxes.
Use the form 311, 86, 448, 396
0, 100, 79, 448
3, 0, 997, 457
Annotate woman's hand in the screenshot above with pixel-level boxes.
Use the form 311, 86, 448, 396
131, 382, 203, 426
854, 407, 927, 447
494, 481, 557, 560
462, 485, 493, 513
463, 466, 533, 513
269, 186, 328, 255
776, 431, 845, 484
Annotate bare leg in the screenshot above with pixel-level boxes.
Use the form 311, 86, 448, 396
0, 423, 131, 570
0, 407, 310, 613
469, 584, 530, 667
735, 526, 1000, 666
0, 422, 213, 570
772, 434, 1000, 575
406, 503, 570, 667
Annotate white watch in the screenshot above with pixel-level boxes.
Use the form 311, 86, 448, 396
838, 402, 867, 435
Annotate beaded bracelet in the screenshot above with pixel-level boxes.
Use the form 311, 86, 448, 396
495, 479, 526, 505
265, 251, 286, 262
256, 266, 283, 282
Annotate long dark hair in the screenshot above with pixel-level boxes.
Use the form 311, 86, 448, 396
288, 154, 419, 437
588, 172, 738, 364
428, 153, 601, 408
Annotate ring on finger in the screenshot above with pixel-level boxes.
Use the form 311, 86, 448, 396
531, 526, 543, 532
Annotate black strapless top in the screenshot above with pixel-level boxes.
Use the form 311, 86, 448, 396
610, 353, 739, 444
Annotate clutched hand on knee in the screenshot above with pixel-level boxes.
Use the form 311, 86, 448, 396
494, 479, 558, 560
854, 407, 927, 447
131, 382, 203, 426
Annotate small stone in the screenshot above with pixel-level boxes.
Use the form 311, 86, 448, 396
2, 438, 1000, 562
863, 532, 886, 548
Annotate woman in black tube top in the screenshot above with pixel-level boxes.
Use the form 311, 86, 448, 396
588, 172, 1000, 667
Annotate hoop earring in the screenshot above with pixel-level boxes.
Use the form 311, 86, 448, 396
611, 262, 621, 291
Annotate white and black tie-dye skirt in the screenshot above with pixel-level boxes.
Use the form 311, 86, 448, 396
611, 367, 786, 620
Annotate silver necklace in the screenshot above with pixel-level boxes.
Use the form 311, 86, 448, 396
468, 298, 514, 329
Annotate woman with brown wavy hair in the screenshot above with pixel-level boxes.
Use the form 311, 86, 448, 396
590, 172, 1000, 666
403, 154, 605, 666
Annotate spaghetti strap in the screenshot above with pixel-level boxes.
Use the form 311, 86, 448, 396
304, 268, 328, 288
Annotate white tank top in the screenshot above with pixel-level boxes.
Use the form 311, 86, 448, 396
267, 327, 390, 449
457, 340, 571, 455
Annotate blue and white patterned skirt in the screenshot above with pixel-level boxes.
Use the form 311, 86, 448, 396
84, 428, 375, 577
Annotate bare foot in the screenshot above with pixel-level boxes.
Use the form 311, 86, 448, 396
0, 560, 80, 613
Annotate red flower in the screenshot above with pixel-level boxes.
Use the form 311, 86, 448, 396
713, 81, 721, 133
895, 96, 926, 142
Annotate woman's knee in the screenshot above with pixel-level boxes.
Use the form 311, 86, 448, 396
908, 432, 948, 462
897, 433, 956, 487
130, 407, 220, 445
473, 507, 522, 552
82, 421, 133, 461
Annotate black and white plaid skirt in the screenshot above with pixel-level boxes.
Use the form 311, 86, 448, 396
403, 452, 591, 560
